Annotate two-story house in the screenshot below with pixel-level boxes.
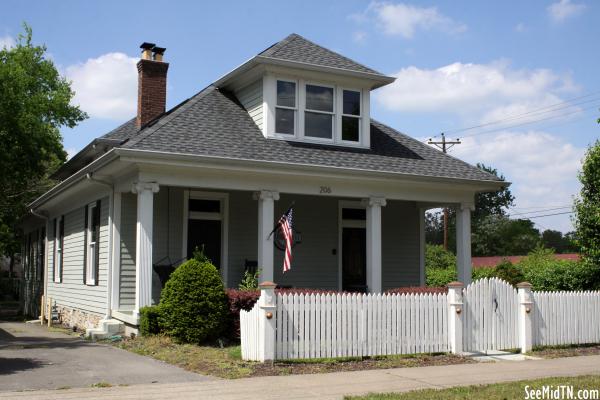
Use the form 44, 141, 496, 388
22, 34, 506, 335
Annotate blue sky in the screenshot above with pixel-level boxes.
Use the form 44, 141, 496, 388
1, 0, 598, 233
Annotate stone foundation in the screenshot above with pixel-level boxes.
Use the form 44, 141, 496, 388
53, 304, 102, 331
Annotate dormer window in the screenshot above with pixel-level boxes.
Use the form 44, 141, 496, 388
305, 84, 334, 139
275, 80, 296, 135
265, 75, 371, 148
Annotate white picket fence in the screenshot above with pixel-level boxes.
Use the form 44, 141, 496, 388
273, 292, 448, 359
240, 280, 600, 361
533, 291, 600, 346
463, 278, 519, 352
240, 302, 261, 361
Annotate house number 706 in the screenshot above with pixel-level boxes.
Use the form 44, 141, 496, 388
319, 186, 332, 194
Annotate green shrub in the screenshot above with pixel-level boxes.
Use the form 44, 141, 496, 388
425, 244, 456, 270
238, 269, 261, 290
472, 267, 497, 281
493, 260, 525, 285
158, 259, 229, 343
426, 267, 456, 287
139, 305, 161, 336
519, 248, 599, 291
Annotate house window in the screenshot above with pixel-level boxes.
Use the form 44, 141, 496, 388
54, 217, 64, 283
85, 202, 100, 285
275, 80, 296, 135
341, 90, 361, 142
304, 84, 334, 140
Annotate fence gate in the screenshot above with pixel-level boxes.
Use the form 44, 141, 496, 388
462, 277, 519, 352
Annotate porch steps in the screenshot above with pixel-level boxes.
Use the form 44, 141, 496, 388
85, 319, 125, 340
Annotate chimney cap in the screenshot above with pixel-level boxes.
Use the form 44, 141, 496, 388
153, 46, 166, 55
140, 42, 156, 50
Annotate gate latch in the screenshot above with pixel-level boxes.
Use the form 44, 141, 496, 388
493, 298, 498, 312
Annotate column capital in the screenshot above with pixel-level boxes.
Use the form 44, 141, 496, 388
253, 190, 280, 201
362, 196, 387, 207
459, 202, 475, 211
131, 182, 160, 194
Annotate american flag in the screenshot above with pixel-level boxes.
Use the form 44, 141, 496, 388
278, 207, 294, 272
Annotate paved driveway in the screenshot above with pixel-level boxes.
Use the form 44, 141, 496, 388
0, 321, 213, 391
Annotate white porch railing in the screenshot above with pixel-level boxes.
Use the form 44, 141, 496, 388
241, 280, 600, 361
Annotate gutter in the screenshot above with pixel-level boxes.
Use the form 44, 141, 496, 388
86, 173, 115, 320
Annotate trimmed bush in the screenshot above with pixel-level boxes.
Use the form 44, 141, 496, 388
493, 260, 525, 285
425, 244, 456, 270
226, 289, 261, 339
519, 248, 599, 291
386, 286, 447, 294
472, 267, 498, 281
139, 305, 161, 336
426, 266, 457, 287
158, 259, 229, 343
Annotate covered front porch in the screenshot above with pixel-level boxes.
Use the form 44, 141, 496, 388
108, 176, 474, 325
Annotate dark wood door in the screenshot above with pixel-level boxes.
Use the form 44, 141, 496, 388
342, 227, 366, 292
187, 219, 221, 269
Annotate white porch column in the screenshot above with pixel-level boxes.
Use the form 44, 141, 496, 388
132, 182, 159, 318
253, 190, 280, 282
456, 203, 473, 286
364, 196, 386, 293
418, 207, 426, 286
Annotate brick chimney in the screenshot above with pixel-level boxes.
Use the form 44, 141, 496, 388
136, 42, 169, 127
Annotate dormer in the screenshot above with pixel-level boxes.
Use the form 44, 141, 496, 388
215, 34, 395, 149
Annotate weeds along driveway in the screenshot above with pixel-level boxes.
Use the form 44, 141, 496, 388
0, 321, 213, 391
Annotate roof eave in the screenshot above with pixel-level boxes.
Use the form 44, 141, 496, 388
115, 148, 508, 191
213, 55, 395, 90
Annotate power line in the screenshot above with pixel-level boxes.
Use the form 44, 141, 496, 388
443, 89, 600, 135
509, 211, 573, 219
509, 206, 572, 217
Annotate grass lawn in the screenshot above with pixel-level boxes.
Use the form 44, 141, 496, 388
345, 375, 600, 399
531, 343, 600, 359
114, 335, 474, 379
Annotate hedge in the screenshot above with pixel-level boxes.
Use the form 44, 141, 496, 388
139, 305, 161, 336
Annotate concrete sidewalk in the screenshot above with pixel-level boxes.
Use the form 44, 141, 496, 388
2, 354, 599, 399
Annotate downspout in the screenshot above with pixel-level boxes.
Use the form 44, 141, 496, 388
30, 208, 49, 320
86, 173, 114, 320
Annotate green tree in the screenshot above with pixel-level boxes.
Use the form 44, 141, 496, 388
0, 24, 86, 267
471, 215, 540, 256
541, 229, 578, 253
472, 163, 515, 223
573, 139, 600, 270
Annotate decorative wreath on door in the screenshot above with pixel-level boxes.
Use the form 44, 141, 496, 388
274, 226, 302, 251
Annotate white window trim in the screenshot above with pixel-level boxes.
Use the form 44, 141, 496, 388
339, 87, 362, 145
53, 216, 63, 283
302, 81, 336, 143
266, 74, 370, 148
85, 202, 98, 286
337, 200, 367, 291
273, 78, 298, 138
182, 190, 229, 285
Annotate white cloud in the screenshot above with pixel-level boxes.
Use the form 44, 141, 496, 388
357, 1, 466, 39
353, 31, 368, 44
0, 35, 15, 49
514, 23, 527, 33
547, 0, 586, 23
66, 148, 78, 160
449, 130, 583, 232
65, 52, 137, 120
375, 61, 575, 119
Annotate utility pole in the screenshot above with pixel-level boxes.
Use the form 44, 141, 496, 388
428, 133, 461, 250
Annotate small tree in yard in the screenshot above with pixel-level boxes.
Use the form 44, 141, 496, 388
158, 259, 229, 343
573, 139, 600, 274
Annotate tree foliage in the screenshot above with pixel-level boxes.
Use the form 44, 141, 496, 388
573, 139, 600, 270
472, 163, 515, 223
0, 24, 86, 258
472, 215, 540, 256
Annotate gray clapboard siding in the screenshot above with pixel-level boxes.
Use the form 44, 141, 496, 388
46, 197, 109, 317
381, 200, 421, 289
235, 79, 263, 131
227, 191, 259, 288
274, 194, 339, 289
119, 193, 137, 309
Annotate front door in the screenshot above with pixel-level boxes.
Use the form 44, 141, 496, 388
340, 206, 367, 292
187, 219, 221, 268
342, 227, 366, 291
186, 194, 225, 269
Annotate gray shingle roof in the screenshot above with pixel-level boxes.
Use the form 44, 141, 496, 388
101, 118, 138, 141
122, 86, 501, 183
258, 33, 385, 76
